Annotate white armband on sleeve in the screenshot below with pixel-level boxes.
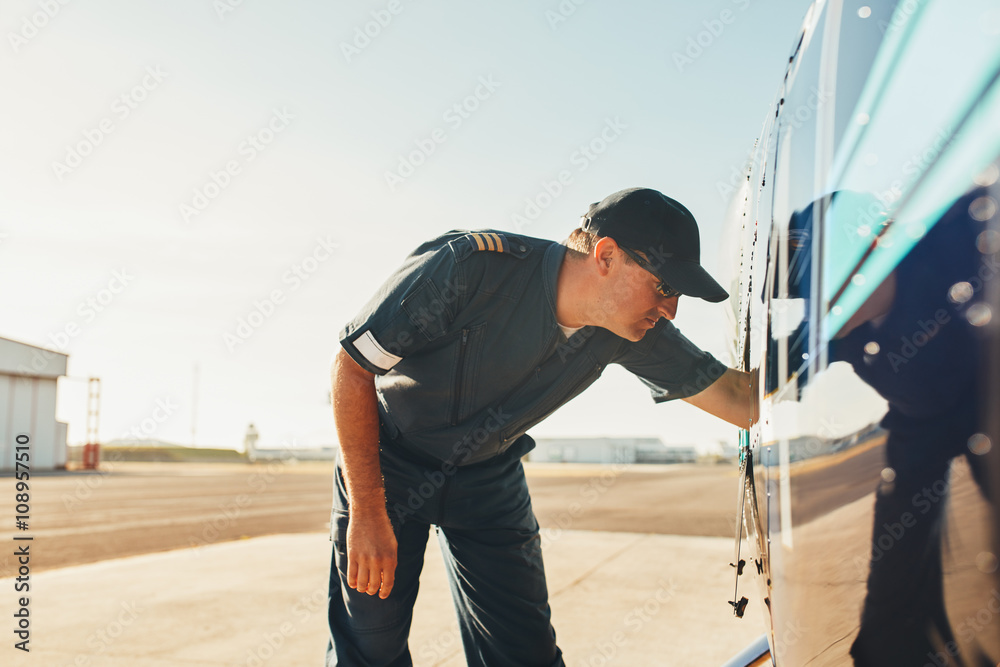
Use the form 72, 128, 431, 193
353, 330, 403, 372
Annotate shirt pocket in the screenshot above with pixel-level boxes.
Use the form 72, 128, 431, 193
401, 278, 454, 342
331, 507, 350, 556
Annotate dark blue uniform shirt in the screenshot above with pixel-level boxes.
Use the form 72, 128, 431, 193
340, 230, 727, 466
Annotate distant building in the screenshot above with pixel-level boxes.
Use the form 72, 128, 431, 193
102, 438, 181, 448
528, 437, 697, 464
0, 336, 69, 471
244, 425, 336, 463
246, 445, 337, 462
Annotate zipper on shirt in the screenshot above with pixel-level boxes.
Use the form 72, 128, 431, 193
451, 328, 469, 426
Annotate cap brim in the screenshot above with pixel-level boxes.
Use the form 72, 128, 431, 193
655, 260, 729, 303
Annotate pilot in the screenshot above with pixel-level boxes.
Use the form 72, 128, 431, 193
327, 187, 757, 666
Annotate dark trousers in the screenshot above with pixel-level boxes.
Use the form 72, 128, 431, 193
325, 433, 565, 667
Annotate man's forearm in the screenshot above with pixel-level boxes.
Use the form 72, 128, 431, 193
331, 348, 386, 515
331, 347, 399, 598
683, 367, 758, 429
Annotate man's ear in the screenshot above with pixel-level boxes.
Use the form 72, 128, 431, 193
593, 236, 618, 276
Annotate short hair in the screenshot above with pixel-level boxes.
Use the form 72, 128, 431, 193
565, 228, 637, 265
565, 228, 596, 253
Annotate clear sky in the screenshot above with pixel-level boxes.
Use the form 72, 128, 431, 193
1, 0, 811, 450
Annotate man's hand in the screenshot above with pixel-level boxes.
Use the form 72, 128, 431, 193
346, 508, 398, 598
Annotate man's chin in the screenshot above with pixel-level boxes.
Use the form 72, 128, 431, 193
600, 322, 651, 342
623, 325, 648, 342
598, 324, 639, 341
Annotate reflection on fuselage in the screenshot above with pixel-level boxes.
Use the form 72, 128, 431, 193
721, 0, 1000, 662
829, 190, 995, 665
742, 187, 1000, 666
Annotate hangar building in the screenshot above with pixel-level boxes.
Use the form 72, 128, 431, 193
0, 336, 69, 471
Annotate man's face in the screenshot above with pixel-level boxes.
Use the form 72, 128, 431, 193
597, 246, 679, 341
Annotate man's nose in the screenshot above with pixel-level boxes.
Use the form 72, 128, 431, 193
658, 296, 678, 320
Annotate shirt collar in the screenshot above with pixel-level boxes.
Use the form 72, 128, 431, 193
542, 242, 566, 327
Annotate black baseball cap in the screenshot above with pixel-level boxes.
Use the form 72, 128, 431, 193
580, 187, 729, 303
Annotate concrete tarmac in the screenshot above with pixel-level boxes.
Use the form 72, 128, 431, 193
1, 530, 764, 666
0, 461, 766, 665
0, 461, 743, 577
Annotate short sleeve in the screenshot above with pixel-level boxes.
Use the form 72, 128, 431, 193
613, 320, 728, 402
339, 243, 466, 375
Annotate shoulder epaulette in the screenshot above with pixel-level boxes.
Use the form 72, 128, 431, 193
447, 230, 533, 262
466, 231, 511, 253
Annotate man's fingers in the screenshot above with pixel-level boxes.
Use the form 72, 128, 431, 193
346, 554, 359, 589
348, 550, 393, 596
365, 571, 381, 596
379, 564, 395, 599
353, 559, 371, 593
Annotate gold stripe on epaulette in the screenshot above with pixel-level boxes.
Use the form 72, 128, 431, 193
468, 231, 512, 253
488, 233, 506, 253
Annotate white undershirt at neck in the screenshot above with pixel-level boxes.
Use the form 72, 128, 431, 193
558, 322, 584, 339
